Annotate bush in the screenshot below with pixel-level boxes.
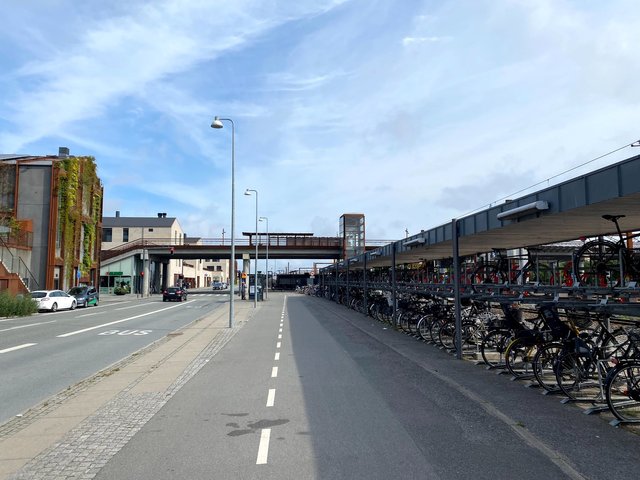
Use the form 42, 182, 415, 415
0, 291, 38, 317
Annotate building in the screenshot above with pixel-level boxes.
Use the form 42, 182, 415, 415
100, 214, 232, 293
100, 213, 186, 294
0, 147, 102, 293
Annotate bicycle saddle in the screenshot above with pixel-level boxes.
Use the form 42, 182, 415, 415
602, 214, 625, 222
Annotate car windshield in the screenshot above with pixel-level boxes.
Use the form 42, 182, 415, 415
31, 292, 47, 298
167, 287, 179, 292
68, 287, 87, 295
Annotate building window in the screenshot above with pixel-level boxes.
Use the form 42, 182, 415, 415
103, 228, 112, 242
123, 228, 129, 242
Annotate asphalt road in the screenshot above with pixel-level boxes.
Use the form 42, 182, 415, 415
92, 292, 640, 480
0, 290, 228, 425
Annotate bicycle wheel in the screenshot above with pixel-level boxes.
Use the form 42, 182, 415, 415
504, 337, 538, 379
572, 239, 622, 287
480, 329, 511, 368
532, 342, 564, 392
438, 320, 456, 350
555, 352, 602, 401
606, 362, 640, 423
416, 315, 432, 341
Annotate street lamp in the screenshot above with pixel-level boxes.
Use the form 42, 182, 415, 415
244, 188, 258, 308
211, 116, 235, 328
259, 216, 268, 299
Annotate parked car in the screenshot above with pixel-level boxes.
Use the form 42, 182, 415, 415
163, 286, 187, 302
212, 281, 224, 290
31, 290, 77, 312
68, 286, 99, 307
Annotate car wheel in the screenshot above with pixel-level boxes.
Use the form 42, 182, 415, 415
51, 302, 58, 312
83, 300, 89, 308
94, 299, 98, 307
70, 300, 76, 310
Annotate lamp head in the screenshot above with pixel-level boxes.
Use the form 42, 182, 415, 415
244, 189, 252, 196
259, 217, 267, 222
211, 116, 224, 129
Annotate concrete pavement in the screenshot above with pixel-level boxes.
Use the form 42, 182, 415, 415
0, 293, 257, 479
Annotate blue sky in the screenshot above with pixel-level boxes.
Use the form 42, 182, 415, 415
1, 0, 639, 244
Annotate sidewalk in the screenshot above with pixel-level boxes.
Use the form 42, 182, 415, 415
0, 297, 258, 479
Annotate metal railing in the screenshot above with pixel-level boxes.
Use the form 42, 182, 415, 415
0, 235, 39, 291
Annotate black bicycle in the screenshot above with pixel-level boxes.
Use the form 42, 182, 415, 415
572, 214, 640, 287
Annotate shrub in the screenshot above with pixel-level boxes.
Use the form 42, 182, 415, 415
0, 291, 38, 317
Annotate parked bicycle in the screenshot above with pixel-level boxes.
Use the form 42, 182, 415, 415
572, 214, 640, 287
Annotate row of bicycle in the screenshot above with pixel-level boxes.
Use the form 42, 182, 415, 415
317, 286, 640, 426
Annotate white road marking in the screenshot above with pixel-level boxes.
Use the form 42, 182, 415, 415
279, 328, 282, 333
256, 428, 271, 465
115, 303, 155, 311
274, 352, 280, 361
278, 334, 282, 339
0, 320, 56, 333
266, 389, 276, 407
276, 342, 281, 349
57, 302, 192, 338
75, 312, 106, 318
0, 343, 37, 354
271, 367, 278, 378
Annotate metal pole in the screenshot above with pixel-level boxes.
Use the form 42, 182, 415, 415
254, 194, 258, 307
391, 242, 397, 327
260, 217, 268, 299
452, 218, 462, 360
211, 117, 235, 328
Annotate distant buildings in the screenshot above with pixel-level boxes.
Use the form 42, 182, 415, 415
100, 213, 230, 294
0, 147, 102, 293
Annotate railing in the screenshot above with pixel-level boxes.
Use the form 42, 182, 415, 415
0, 235, 39, 291
101, 236, 394, 261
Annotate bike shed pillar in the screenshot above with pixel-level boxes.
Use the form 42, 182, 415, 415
452, 218, 463, 360
392, 242, 397, 326
334, 262, 338, 301
363, 254, 368, 315
346, 261, 350, 306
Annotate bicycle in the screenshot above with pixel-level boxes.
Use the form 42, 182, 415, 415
471, 248, 552, 285
572, 214, 640, 287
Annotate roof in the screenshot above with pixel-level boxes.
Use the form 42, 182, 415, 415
102, 216, 179, 228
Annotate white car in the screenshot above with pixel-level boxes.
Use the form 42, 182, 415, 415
31, 290, 77, 312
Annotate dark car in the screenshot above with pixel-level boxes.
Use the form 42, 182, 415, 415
67, 286, 99, 308
163, 286, 187, 302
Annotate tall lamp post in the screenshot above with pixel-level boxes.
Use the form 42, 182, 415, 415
259, 216, 268, 300
211, 116, 235, 328
244, 188, 258, 308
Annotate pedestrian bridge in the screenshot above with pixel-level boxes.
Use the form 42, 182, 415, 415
101, 232, 386, 263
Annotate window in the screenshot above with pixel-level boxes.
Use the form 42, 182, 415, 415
123, 228, 129, 242
103, 228, 112, 242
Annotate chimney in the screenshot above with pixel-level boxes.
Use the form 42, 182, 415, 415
115, 211, 120, 218
58, 147, 70, 157
162, 213, 167, 218
158, 213, 163, 218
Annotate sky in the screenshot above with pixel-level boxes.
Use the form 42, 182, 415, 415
1, 0, 640, 249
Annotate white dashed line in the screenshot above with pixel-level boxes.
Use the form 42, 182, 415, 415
271, 367, 278, 378
274, 352, 280, 361
278, 334, 282, 339
0, 343, 37, 354
276, 342, 281, 348
0, 320, 55, 333
266, 389, 276, 407
256, 428, 271, 464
